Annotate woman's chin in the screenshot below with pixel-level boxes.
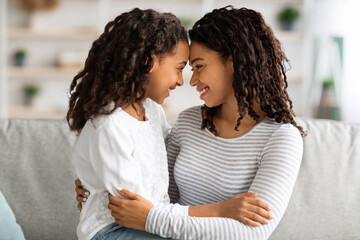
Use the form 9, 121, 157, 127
204, 101, 219, 108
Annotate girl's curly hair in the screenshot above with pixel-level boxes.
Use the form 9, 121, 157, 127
189, 6, 305, 136
67, 8, 187, 134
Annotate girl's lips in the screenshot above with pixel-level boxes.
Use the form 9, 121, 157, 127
167, 87, 176, 97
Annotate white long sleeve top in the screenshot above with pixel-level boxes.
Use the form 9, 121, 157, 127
72, 99, 188, 240
145, 106, 303, 240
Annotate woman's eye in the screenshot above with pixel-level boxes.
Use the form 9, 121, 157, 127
178, 67, 184, 72
190, 65, 203, 72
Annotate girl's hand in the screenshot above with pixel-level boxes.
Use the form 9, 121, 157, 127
220, 192, 273, 227
74, 178, 90, 212
108, 189, 154, 230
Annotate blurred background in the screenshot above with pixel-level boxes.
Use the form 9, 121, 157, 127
0, 0, 359, 122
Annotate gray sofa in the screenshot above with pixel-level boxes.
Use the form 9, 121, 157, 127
0, 118, 359, 240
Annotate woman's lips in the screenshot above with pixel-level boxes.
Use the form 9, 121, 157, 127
199, 87, 209, 100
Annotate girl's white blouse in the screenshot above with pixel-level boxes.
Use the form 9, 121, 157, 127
73, 99, 188, 240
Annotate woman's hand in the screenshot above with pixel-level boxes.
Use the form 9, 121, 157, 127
74, 178, 90, 212
108, 189, 154, 230
220, 192, 273, 227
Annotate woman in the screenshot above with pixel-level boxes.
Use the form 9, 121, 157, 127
77, 6, 304, 240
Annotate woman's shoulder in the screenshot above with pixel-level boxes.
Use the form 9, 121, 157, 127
264, 118, 303, 144
177, 105, 202, 121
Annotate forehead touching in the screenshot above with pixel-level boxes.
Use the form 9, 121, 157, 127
189, 42, 217, 66
161, 41, 189, 65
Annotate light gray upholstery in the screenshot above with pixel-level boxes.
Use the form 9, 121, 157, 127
270, 118, 360, 240
0, 118, 359, 239
0, 119, 78, 240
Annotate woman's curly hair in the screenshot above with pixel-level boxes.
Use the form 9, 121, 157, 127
67, 8, 187, 134
189, 6, 305, 136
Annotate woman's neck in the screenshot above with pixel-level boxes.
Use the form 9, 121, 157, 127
213, 96, 267, 138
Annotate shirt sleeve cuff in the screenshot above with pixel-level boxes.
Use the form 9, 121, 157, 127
145, 204, 189, 233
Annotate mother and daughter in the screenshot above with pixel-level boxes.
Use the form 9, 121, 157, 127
67, 6, 304, 240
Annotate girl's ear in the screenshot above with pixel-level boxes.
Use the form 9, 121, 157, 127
227, 56, 234, 74
149, 55, 159, 73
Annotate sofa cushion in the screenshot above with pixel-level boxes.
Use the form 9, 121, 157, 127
0, 119, 78, 240
270, 118, 360, 240
0, 191, 25, 240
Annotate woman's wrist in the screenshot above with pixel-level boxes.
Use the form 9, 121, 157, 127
188, 202, 223, 217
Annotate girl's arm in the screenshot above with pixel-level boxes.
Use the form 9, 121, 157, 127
144, 124, 303, 240
83, 123, 145, 199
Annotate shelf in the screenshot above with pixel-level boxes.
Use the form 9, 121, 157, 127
8, 28, 98, 40
8, 66, 81, 79
275, 31, 303, 43
9, 106, 66, 119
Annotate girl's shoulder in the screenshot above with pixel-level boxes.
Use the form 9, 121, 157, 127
143, 98, 167, 125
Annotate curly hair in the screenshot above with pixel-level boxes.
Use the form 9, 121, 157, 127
66, 8, 187, 134
189, 6, 305, 136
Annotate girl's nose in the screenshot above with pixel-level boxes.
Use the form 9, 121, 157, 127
177, 74, 184, 86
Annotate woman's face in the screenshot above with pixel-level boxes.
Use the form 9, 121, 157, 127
189, 42, 234, 107
147, 41, 189, 104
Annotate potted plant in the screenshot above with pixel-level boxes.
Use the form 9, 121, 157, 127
23, 84, 41, 106
180, 16, 195, 29
14, 49, 27, 67
277, 7, 300, 31
317, 77, 341, 120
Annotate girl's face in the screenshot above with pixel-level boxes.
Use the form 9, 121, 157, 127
189, 42, 234, 107
147, 41, 189, 104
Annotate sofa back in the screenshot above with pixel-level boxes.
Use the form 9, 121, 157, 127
270, 118, 360, 240
0, 119, 78, 240
1, 118, 359, 239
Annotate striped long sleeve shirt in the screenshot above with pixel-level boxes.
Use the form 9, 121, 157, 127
145, 106, 303, 240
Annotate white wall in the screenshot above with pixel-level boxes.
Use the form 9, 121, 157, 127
305, 0, 360, 123
9, 0, 353, 122
0, 0, 8, 118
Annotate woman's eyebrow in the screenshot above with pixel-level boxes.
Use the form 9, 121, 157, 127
190, 57, 204, 65
178, 61, 188, 65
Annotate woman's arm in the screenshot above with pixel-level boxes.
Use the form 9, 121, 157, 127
144, 125, 303, 240
188, 192, 272, 227
74, 178, 89, 211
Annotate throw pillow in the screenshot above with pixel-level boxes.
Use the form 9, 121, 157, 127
0, 191, 25, 240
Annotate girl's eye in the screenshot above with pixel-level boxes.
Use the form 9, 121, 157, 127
178, 67, 184, 72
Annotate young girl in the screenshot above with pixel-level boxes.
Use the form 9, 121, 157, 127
101, 6, 305, 239
69, 7, 271, 240
66, 8, 191, 240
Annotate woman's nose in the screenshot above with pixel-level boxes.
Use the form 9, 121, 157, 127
190, 72, 198, 87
